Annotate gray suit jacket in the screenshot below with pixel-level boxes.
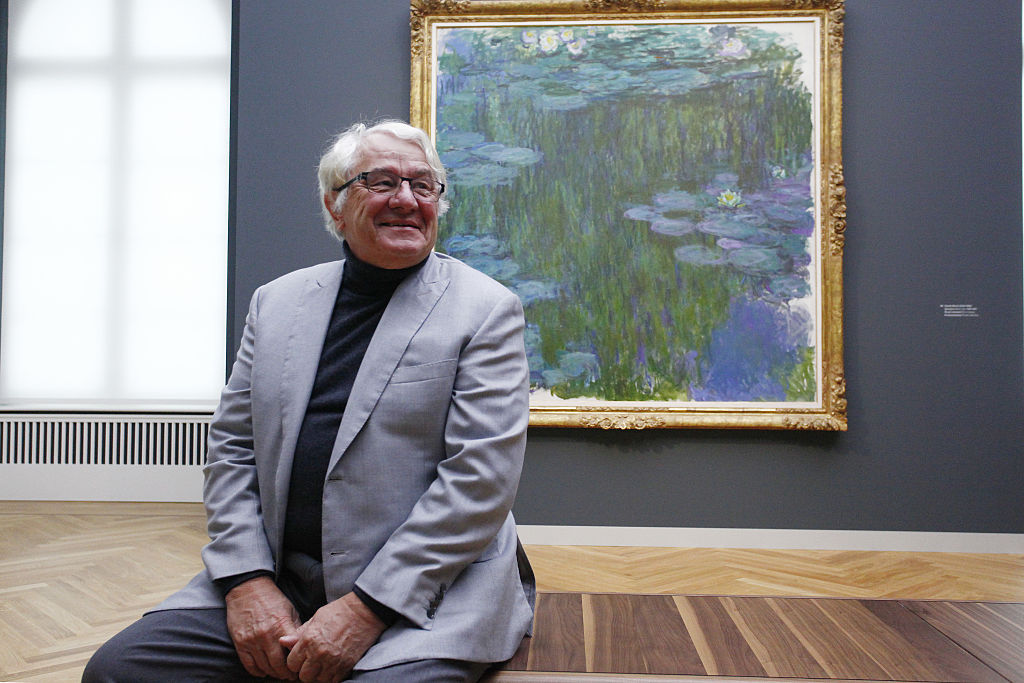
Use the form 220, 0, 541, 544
157, 251, 535, 669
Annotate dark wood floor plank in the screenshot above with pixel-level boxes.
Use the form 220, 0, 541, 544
503, 634, 531, 671
983, 602, 1024, 629
631, 595, 705, 675
767, 597, 891, 680
721, 596, 830, 678
815, 599, 948, 681
523, 592, 587, 673
905, 601, 1024, 683
584, 594, 647, 674
675, 596, 767, 677
864, 600, 1009, 683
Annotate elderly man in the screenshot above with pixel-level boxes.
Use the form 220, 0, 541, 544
84, 120, 535, 683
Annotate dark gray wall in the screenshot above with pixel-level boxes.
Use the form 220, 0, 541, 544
233, 1, 1024, 534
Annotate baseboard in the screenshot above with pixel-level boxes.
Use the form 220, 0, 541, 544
517, 525, 1024, 553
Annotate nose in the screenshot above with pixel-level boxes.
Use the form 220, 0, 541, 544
388, 179, 418, 208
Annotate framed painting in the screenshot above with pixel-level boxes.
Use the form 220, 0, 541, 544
411, 0, 846, 429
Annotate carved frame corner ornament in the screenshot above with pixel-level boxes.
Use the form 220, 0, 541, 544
411, 0, 846, 430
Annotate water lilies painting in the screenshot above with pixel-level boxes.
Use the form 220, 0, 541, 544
411, 0, 846, 430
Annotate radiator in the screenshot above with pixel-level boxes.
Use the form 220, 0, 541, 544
0, 413, 211, 501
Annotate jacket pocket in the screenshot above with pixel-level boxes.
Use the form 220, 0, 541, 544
390, 358, 457, 384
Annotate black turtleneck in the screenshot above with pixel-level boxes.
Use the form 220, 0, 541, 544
283, 244, 427, 561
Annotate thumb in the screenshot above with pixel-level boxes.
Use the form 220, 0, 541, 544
279, 633, 299, 650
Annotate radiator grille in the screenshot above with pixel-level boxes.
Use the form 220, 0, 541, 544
0, 414, 211, 466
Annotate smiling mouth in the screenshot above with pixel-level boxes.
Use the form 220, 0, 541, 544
379, 221, 421, 230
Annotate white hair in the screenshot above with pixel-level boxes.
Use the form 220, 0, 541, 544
317, 119, 449, 240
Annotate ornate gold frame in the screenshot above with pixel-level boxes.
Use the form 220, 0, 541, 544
411, 0, 846, 430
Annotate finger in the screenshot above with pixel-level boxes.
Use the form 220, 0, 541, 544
309, 654, 346, 683
298, 659, 322, 683
285, 638, 306, 675
324, 662, 349, 683
265, 643, 296, 680
249, 646, 276, 678
236, 649, 265, 678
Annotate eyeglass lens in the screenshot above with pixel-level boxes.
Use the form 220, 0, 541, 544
364, 171, 442, 199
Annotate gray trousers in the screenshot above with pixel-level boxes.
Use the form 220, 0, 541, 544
82, 557, 490, 683
82, 608, 489, 683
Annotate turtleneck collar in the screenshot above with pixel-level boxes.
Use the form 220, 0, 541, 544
341, 241, 429, 296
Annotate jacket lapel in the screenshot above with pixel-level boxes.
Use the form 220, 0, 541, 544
275, 261, 344, 506
328, 253, 449, 470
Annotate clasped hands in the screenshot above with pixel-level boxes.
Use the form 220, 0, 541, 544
225, 576, 386, 682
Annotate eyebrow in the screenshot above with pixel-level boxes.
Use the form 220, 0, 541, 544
367, 165, 434, 177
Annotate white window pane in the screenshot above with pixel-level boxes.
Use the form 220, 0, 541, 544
121, 168, 227, 401
121, 74, 228, 402
9, 0, 115, 59
1, 75, 116, 401
129, 75, 230, 163
131, 0, 230, 58
1, 168, 113, 399
7, 77, 113, 162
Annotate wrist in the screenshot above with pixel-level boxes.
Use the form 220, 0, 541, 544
345, 591, 388, 631
352, 585, 399, 627
217, 570, 275, 598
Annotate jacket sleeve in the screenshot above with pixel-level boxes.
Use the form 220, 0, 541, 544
199, 288, 276, 581
353, 289, 530, 628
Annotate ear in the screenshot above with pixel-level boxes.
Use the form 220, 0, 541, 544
324, 193, 345, 231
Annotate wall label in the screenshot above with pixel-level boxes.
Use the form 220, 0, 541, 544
940, 304, 979, 318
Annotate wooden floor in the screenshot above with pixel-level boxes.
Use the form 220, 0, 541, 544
2, 501, 1022, 682
490, 593, 1024, 682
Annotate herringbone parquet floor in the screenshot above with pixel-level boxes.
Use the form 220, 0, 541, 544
524, 544, 1024, 601
1, 502, 1022, 682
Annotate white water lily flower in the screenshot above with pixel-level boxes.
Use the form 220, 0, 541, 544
719, 37, 749, 58
717, 189, 744, 207
539, 30, 561, 53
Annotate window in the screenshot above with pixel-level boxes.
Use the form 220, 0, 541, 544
2, 0, 231, 410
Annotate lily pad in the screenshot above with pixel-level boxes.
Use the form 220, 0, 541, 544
510, 279, 562, 305
462, 255, 521, 280
451, 163, 519, 187
556, 351, 600, 379
439, 130, 485, 150
623, 206, 663, 222
675, 244, 722, 265
697, 218, 760, 239
650, 219, 695, 236
487, 146, 542, 166
538, 94, 589, 111
444, 234, 504, 258
726, 247, 785, 274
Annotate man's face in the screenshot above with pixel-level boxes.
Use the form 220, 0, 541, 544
330, 132, 440, 269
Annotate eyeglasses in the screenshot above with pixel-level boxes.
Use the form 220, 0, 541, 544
333, 170, 445, 201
